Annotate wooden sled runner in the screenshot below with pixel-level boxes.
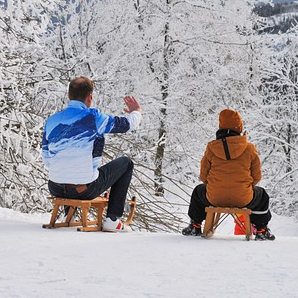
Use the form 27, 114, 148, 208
42, 196, 136, 232
202, 207, 252, 241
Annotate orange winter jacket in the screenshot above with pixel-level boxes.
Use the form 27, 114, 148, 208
200, 135, 261, 207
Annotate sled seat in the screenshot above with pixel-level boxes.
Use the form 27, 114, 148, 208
42, 196, 136, 232
202, 207, 252, 241
42, 196, 109, 232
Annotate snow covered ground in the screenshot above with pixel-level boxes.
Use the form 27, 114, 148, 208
1, 208, 298, 298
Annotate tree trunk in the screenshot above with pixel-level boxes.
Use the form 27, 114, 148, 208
154, 17, 170, 196
284, 123, 293, 179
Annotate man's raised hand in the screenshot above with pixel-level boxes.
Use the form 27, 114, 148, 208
123, 96, 141, 113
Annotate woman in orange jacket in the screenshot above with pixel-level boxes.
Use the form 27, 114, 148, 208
182, 109, 275, 240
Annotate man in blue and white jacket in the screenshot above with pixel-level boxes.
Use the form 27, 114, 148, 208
42, 76, 142, 232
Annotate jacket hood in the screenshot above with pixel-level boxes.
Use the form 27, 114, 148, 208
208, 135, 248, 160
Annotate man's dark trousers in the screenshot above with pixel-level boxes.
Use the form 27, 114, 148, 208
48, 156, 134, 218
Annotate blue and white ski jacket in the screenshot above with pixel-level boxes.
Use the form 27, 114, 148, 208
42, 100, 142, 184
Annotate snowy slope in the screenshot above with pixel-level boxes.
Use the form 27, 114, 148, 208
0, 208, 298, 298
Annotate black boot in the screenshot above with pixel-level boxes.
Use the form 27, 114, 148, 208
255, 227, 275, 241
182, 221, 202, 236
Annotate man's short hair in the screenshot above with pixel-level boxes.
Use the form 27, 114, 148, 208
68, 76, 94, 101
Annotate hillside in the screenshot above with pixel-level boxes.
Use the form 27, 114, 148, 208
1, 208, 298, 298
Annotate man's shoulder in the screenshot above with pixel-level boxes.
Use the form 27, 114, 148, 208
89, 107, 99, 113
89, 107, 106, 118
46, 109, 65, 124
47, 106, 100, 120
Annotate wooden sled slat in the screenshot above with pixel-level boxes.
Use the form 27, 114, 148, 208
202, 207, 252, 241
43, 195, 136, 232
42, 196, 108, 232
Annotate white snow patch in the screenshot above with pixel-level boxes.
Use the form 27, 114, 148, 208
0, 208, 298, 298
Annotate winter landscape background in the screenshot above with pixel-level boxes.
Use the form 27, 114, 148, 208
0, 1, 298, 297
1, 0, 297, 230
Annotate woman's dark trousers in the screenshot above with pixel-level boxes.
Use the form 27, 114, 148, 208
188, 184, 272, 228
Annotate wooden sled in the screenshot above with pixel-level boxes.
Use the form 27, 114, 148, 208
42, 196, 136, 232
202, 207, 252, 241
